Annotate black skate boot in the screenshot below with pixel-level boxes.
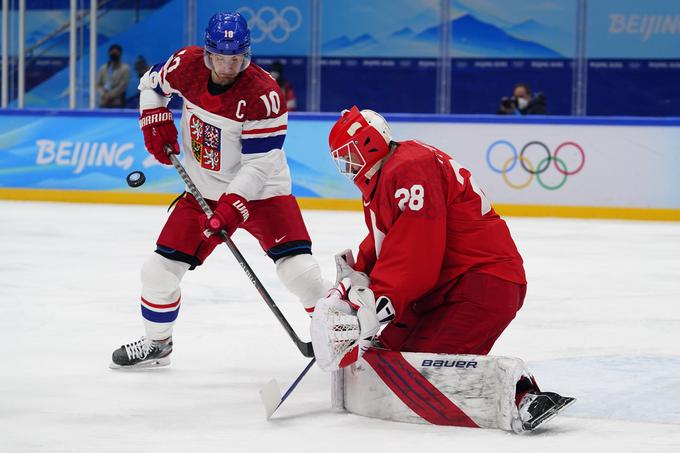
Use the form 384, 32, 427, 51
110, 336, 173, 369
515, 391, 575, 432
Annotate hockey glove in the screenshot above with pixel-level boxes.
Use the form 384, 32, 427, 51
202, 193, 250, 243
139, 107, 179, 165
311, 285, 395, 371
334, 249, 370, 288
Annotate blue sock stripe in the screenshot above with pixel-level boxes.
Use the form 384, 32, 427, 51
141, 305, 180, 323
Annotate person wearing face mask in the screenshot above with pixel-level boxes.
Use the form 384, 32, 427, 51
497, 82, 547, 115
96, 44, 131, 108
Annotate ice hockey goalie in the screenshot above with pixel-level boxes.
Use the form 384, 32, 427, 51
310, 107, 575, 433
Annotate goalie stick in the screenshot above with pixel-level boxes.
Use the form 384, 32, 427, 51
259, 358, 316, 419
166, 145, 314, 358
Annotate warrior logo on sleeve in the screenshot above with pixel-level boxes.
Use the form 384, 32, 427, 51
190, 114, 221, 171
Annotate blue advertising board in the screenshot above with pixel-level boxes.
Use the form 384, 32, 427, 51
0, 110, 354, 199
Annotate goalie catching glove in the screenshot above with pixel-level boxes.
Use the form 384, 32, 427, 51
311, 284, 395, 371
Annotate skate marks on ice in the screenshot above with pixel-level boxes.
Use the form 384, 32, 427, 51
529, 355, 680, 424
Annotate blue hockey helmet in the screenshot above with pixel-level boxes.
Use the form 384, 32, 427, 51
204, 12, 251, 71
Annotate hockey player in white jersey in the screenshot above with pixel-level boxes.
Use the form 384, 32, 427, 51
111, 12, 331, 368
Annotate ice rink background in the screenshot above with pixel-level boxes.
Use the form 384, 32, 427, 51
1, 200, 679, 452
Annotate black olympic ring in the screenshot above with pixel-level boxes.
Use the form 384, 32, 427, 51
520, 141, 551, 175
486, 140, 586, 190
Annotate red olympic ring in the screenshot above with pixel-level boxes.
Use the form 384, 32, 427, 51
553, 141, 585, 175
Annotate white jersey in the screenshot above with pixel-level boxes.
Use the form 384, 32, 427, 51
138, 45, 291, 201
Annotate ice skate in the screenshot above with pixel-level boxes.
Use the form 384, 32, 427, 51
515, 391, 575, 432
110, 336, 173, 369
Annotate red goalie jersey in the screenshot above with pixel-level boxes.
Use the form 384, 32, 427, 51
354, 140, 526, 322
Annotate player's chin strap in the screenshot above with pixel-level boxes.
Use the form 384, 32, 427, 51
165, 145, 314, 358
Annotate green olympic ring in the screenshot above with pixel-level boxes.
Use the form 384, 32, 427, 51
536, 156, 568, 190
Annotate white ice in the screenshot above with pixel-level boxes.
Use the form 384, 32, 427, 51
1, 200, 679, 453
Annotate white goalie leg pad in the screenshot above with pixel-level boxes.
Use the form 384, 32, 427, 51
333, 349, 533, 431
140, 253, 190, 340
276, 254, 333, 313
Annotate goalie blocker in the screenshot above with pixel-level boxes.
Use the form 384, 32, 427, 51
331, 348, 575, 433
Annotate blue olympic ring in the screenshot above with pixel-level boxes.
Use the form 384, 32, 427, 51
486, 140, 518, 174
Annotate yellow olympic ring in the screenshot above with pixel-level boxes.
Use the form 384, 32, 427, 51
502, 155, 534, 189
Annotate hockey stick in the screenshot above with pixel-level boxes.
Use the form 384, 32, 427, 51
259, 358, 316, 419
166, 146, 314, 358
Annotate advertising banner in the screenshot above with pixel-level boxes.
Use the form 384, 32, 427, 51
388, 119, 680, 209
0, 111, 352, 199
1, 111, 679, 218
587, 0, 680, 59
197, 0, 311, 56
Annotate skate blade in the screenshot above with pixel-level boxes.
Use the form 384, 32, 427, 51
523, 397, 576, 432
109, 356, 171, 370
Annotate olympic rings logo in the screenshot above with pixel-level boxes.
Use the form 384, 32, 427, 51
486, 140, 586, 190
237, 6, 303, 44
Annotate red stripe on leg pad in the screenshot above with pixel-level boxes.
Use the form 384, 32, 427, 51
141, 296, 181, 310
363, 349, 479, 427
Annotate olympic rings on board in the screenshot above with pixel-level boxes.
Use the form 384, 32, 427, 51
486, 140, 585, 190
237, 6, 303, 44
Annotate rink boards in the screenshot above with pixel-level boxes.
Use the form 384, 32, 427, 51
1, 110, 679, 221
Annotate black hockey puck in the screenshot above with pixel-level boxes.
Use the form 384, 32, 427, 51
126, 170, 146, 188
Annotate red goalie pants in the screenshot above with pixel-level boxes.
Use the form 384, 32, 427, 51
157, 193, 311, 266
378, 271, 526, 355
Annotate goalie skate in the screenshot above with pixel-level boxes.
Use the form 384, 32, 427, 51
515, 392, 575, 432
110, 336, 172, 369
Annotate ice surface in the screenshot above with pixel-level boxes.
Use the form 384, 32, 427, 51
1, 201, 679, 452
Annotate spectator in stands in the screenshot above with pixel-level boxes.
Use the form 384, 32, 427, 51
96, 44, 131, 108
497, 83, 546, 115
269, 60, 297, 111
